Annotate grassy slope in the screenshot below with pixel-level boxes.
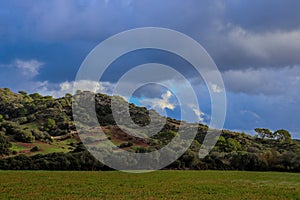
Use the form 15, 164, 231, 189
0, 171, 299, 200
8, 138, 77, 156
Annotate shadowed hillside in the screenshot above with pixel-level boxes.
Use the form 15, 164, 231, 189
0, 88, 299, 171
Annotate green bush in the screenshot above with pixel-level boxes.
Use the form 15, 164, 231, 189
0, 121, 19, 135
14, 129, 35, 143
119, 142, 133, 148
0, 132, 12, 155
30, 146, 40, 152
45, 118, 56, 130
217, 137, 241, 152
227, 138, 241, 152
14, 117, 28, 124
31, 130, 52, 142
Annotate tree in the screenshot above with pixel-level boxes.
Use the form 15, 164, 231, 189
14, 129, 35, 143
29, 93, 43, 100
0, 114, 3, 123
255, 128, 273, 139
18, 91, 28, 96
217, 136, 241, 152
227, 138, 241, 152
0, 132, 12, 155
30, 146, 40, 152
274, 129, 291, 142
231, 152, 266, 171
45, 118, 56, 130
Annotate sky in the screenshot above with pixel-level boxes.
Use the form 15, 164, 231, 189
0, 0, 300, 138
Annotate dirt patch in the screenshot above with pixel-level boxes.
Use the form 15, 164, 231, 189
86, 125, 151, 148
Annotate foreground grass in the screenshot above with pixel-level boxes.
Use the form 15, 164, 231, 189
0, 170, 299, 200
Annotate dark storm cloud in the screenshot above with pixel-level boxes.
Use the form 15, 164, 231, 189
224, 0, 300, 32
222, 66, 300, 96
1, 0, 300, 137
1, 0, 300, 72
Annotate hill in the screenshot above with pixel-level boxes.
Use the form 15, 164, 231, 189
0, 88, 299, 171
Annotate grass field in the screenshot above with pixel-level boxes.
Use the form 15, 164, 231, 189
0, 170, 299, 199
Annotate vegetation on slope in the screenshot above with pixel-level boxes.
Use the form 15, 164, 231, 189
0, 88, 299, 171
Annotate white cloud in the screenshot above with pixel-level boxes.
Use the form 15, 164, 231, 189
210, 83, 223, 93
14, 59, 44, 77
0, 59, 46, 93
40, 80, 115, 98
140, 90, 175, 111
161, 90, 172, 101
189, 104, 205, 122
240, 110, 261, 123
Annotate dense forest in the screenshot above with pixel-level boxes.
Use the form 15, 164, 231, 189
0, 88, 299, 172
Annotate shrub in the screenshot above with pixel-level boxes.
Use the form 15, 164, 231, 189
216, 137, 241, 152
45, 118, 56, 130
15, 117, 28, 124
31, 129, 52, 142
119, 142, 133, 148
135, 147, 147, 153
14, 129, 35, 143
0, 132, 12, 155
0, 121, 19, 135
30, 146, 40, 152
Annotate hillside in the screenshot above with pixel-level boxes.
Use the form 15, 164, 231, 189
0, 88, 299, 171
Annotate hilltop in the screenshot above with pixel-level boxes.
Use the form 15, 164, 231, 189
0, 88, 299, 171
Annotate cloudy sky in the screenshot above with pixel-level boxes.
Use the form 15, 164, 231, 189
1, 0, 300, 138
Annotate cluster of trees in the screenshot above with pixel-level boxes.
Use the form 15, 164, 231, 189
0, 132, 11, 155
166, 130, 300, 172
0, 143, 299, 172
0, 89, 74, 137
0, 121, 52, 144
255, 128, 291, 141
0, 151, 109, 171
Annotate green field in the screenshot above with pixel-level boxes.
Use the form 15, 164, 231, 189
0, 171, 299, 199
